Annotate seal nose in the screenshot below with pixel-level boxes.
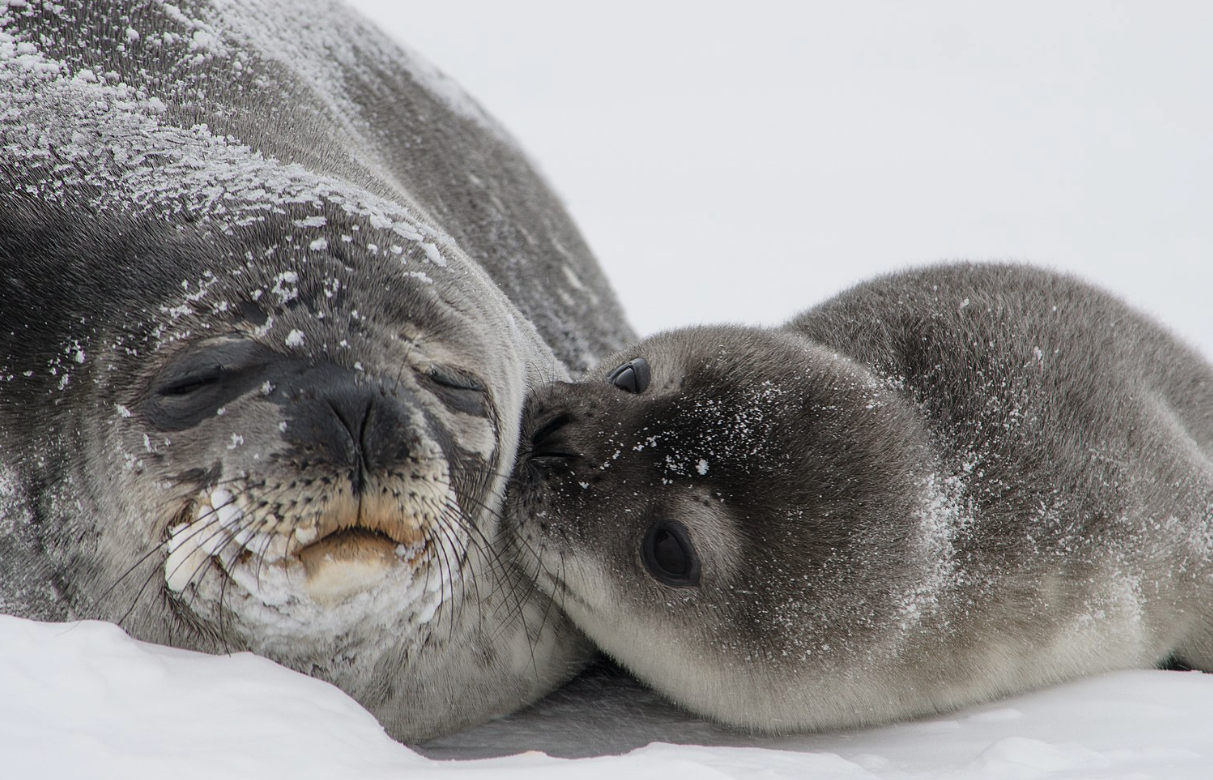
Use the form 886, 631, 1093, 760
284, 367, 413, 492
521, 381, 603, 467
528, 412, 578, 462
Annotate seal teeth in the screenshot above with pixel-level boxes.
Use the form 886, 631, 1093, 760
265, 533, 289, 560
216, 500, 243, 529
165, 483, 443, 603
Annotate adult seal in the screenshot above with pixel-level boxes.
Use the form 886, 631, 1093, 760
0, 0, 634, 742
508, 263, 1213, 733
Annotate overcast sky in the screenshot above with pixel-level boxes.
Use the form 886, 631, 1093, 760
348, 1, 1213, 354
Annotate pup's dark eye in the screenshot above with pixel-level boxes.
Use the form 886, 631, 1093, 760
605, 357, 650, 394
641, 520, 700, 587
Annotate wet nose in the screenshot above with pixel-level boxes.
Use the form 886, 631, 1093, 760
521, 381, 594, 468
528, 411, 578, 462
282, 366, 413, 492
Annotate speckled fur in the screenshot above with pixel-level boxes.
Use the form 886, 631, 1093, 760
508, 263, 1213, 733
0, 0, 633, 742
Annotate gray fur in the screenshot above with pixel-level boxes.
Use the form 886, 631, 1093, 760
508, 263, 1213, 733
0, 0, 634, 742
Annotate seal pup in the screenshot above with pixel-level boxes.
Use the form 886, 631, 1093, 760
0, 0, 633, 741
507, 263, 1213, 733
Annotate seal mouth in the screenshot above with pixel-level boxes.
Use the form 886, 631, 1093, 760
165, 486, 436, 604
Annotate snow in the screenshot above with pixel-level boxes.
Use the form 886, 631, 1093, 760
2, 615, 1211, 779
3, 0, 1213, 777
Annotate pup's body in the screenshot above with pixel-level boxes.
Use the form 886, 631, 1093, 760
508, 263, 1213, 732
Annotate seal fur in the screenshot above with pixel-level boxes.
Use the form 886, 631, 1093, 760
0, 0, 633, 742
508, 263, 1213, 733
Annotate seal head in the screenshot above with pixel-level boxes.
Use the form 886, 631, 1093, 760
510, 326, 938, 731
0, 0, 632, 741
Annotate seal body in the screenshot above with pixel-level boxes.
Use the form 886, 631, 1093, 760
0, 0, 633, 741
508, 263, 1213, 733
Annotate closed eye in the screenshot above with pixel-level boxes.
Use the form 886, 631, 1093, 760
157, 366, 225, 396
141, 337, 279, 431
427, 367, 485, 393
421, 366, 490, 417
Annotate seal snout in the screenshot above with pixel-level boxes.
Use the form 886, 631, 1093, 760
526, 411, 580, 465
283, 366, 416, 487
160, 359, 454, 605
278, 370, 440, 601
520, 379, 620, 470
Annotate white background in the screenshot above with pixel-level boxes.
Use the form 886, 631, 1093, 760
349, 0, 1213, 353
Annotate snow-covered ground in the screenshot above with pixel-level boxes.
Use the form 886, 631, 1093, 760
5, 1, 1213, 777
4, 616, 1212, 779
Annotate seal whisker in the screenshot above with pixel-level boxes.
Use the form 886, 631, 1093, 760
488, 529, 545, 635
105, 506, 232, 629
113, 556, 171, 631
428, 499, 479, 641
417, 524, 451, 635
97, 500, 199, 612
4, 0, 617, 741
466, 492, 566, 660
217, 549, 234, 655
481, 517, 566, 674
419, 518, 458, 638
245, 511, 285, 592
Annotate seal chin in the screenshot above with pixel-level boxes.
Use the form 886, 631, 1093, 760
297, 529, 422, 605
164, 486, 437, 608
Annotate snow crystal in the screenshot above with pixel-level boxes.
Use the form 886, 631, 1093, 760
190, 30, 220, 54
422, 241, 447, 266
284, 329, 305, 347
393, 223, 423, 241
271, 272, 299, 304
0, 15, 454, 299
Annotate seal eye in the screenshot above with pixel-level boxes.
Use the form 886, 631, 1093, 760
641, 520, 700, 587
421, 367, 490, 417
428, 367, 483, 392
143, 338, 278, 431
159, 366, 225, 396
605, 357, 650, 394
